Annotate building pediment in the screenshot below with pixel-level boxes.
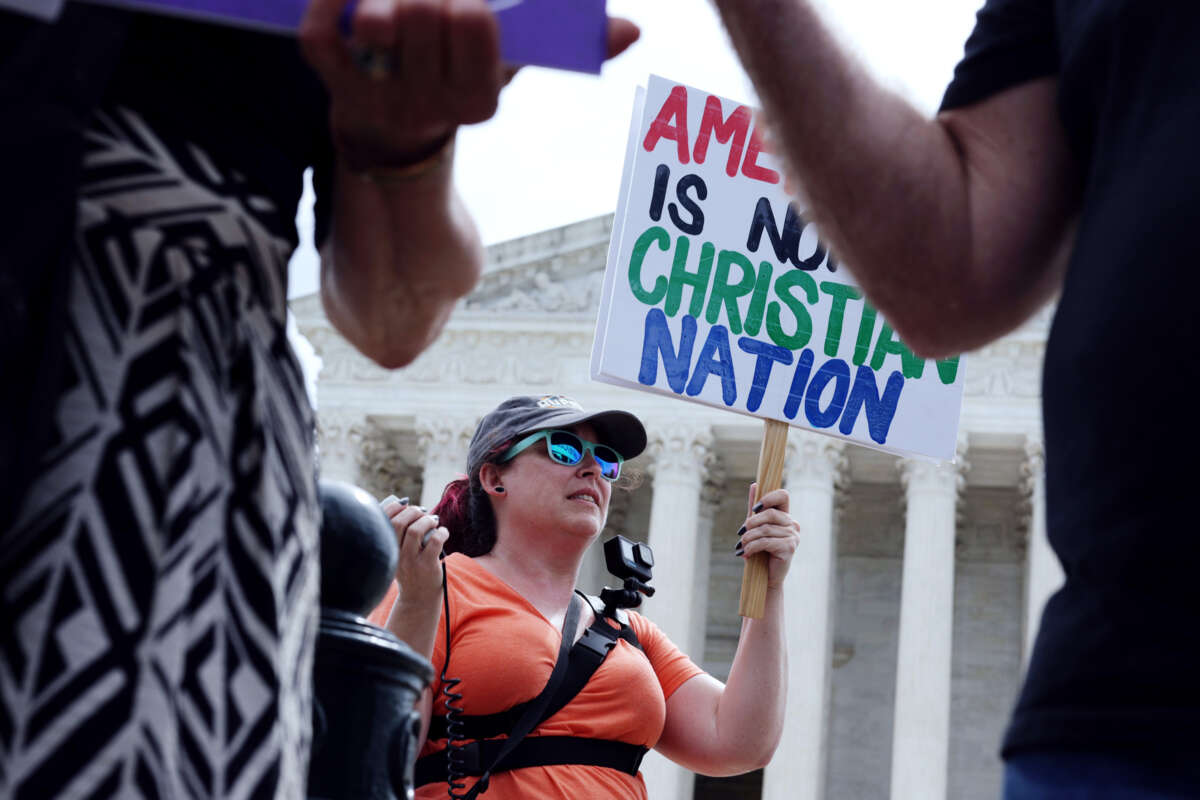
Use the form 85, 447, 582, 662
291, 213, 614, 331
461, 214, 613, 315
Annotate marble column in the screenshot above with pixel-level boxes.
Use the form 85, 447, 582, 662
639, 423, 713, 800
316, 409, 369, 487
416, 416, 476, 509
1021, 435, 1062, 668
762, 432, 846, 800
689, 461, 725, 662
890, 441, 967, 800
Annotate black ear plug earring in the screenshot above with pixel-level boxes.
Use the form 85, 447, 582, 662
495, 487, 505, 493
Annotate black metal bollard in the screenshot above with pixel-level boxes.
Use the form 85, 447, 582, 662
309, 481, 434, 800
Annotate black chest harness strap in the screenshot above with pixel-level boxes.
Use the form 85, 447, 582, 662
414, 592, 649, 794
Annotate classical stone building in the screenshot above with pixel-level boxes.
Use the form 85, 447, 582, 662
293, 214, 1062, 800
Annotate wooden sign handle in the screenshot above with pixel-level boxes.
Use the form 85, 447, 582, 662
739, 419, 789, 618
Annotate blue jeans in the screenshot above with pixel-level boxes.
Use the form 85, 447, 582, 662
1005, 752, 1200, 799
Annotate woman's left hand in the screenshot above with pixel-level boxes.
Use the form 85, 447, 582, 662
738, 484, 802, 588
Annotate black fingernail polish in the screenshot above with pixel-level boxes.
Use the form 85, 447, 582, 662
734, 543, 744, 557
736, 525, 746, 537
399, 496, 410, 506
752, 502, 764, 513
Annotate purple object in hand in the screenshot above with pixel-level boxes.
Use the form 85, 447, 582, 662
79, 0, 310, 32
77, 0, 609, 74
493, 0, 608, 74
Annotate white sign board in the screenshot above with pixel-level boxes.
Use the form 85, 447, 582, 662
592, 76, 965, 461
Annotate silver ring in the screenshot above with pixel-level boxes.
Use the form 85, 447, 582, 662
352, 45, 394, 81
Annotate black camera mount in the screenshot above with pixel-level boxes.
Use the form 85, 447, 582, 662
599, 535, 656, 617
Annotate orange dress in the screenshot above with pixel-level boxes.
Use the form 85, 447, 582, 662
370, 553, 703, 799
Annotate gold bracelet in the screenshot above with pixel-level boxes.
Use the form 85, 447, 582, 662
352, 134, 456, 184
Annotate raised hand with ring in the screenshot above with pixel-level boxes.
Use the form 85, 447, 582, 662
299, 0, 640, 174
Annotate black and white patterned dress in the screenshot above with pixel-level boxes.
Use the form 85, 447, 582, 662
0, 13, 333, 799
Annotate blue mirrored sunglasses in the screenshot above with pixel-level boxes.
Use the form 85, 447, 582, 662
499, 429, 624, 482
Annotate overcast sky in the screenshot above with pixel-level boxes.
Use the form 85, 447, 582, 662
286, 0, 981, 301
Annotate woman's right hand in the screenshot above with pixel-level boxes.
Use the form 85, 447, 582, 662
382, 497, 448, 611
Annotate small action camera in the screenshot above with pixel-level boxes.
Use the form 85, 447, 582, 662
604, 535, 654, 584
601, 535, 655, 613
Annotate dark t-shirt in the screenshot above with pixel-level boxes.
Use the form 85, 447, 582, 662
942, 0, 1200, 758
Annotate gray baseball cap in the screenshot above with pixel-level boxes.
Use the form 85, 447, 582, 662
466, 394, 647, 477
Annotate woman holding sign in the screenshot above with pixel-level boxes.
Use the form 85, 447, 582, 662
372, 394, 799, 799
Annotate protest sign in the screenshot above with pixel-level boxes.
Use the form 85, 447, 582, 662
0, 0, 606, 73
594, 75, 965, 463
593, 76, 966, 616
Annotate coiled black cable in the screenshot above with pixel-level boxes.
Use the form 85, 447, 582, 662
439, 559, 470, 799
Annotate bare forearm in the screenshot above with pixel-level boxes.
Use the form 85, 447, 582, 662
385, 597, 441, 663
657, 493, 799, 774
714, 585, 787, 769
300, 0, 638, 368
712, 0, 1074, 355
321, 156, 484, 368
